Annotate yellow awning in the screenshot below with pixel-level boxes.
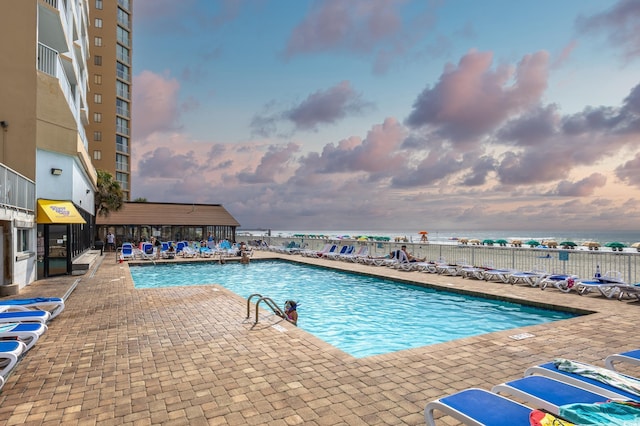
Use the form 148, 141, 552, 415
37, 199, 86, 224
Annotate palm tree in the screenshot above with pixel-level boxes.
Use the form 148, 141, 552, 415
95, 170, 124, 218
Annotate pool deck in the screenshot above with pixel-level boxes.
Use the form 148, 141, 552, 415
0, 251, 638, 425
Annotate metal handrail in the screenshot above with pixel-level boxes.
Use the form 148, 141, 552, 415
246, 293, 288, 326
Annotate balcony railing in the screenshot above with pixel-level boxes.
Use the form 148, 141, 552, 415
37, 43, 88, 149
0, 164, 35, 213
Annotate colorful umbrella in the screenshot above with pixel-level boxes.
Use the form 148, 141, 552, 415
559, 241, 576, 247
495, 239, 509, 246
605, 242, 626, 251
418, 231, 428, 235
526, 240, 540, 247
482, 239, 495, 245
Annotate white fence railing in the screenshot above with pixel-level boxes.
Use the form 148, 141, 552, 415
256, 237, 640, 284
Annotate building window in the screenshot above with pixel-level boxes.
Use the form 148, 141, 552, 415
116, 44, 130, 63
118, 0, 130, 11
116, 62, 130, 81
96, 0, 103, 9
117, 26, 130, 47
116, 117, 129, 135
94, 131, 102, 141
116, 135, 129, 153
95, 18, 103, 28
94, 55, 102, 66
117, 8, 130, 27
116, 99, 129, 117
116, 81, 129, 99
116, 172, 129, 190
17, 229, 30, 252
116, 154, 129, 172
94, 74, 102, 85
94, 150, 102, 160
93, 112, 102, 123
94, 36, 102, 47
94, 93, 102, 104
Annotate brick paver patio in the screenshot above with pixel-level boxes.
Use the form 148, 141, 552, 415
0, 251, 638, 425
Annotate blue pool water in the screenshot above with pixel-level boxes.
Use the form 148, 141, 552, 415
130, 260, 577, 358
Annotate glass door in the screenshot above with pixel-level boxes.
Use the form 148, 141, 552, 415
48, 224, 68, 276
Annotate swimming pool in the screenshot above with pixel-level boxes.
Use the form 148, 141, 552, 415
130, 260, 577, 358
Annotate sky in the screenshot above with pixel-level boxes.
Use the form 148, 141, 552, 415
131, 0, 640, 232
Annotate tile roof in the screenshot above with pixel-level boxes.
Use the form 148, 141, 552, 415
96, 202, 240, 226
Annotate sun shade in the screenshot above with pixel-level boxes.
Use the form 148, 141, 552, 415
37, 199, 86, 224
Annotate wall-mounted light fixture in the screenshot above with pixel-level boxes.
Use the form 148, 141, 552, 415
51, 168, 63, 175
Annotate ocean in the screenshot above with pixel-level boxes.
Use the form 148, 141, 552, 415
239, 229, 640, 247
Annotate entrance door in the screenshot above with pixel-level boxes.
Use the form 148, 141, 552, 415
47, 224, 69, 276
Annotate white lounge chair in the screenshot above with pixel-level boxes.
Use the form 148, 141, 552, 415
0, 340, 27, 379
340, 246, 368, 262
0, 322, 47, 351
508, 266, 547, 286
0, 310, 51, 324
574, 271, 625, 298
605, 349, 640, 371
539, 274, 579, 292
0, 296, 65, 319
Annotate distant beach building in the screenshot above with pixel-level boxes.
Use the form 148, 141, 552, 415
96, 202, 240, 246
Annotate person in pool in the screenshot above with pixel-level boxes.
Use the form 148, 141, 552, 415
282, 300, 298, 326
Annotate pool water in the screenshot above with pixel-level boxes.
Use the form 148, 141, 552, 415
130, 260, 577, 358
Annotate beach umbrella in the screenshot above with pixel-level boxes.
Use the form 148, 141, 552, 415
525, 240, 540, 247
482, 239, 495, 246
605, 242, 626, 251
582, 241, 600, 250
495, 239, 508, 246
632, 242, 640, 252
418, 231, 428, 235
560, 241, 577, 249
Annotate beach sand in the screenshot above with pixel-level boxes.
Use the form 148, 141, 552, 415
0, 251, 638, 425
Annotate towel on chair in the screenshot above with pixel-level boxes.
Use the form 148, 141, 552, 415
554, 358, 640, 397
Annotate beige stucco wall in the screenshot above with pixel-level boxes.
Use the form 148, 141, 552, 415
0, 0, 38, 179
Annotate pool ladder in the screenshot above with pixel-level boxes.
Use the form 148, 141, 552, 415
246, 293, 289, 326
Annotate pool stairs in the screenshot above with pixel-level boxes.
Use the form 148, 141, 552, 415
246, 293, 289, 327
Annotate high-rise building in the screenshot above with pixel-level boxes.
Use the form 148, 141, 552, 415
0, 0, 96, 282
86, 0, 133, 200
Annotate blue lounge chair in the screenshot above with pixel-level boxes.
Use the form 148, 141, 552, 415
524, 361, 640, 402
492, 375, 621, 415
0, 310, 50, 324
605, 349, 640, 371
0, 297, 64, 319
424, 388, 532, 426
0, 322, 47, 351
119, 243, 135, 261
0, 340, 27, 378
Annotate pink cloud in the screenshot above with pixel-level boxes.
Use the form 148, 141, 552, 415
283, 0, 404, 57
405, 50, 550, 144
576, 0, 640, 62
132, 71, 182, 140
552, 173, 607, 196
299, 117, 407, 175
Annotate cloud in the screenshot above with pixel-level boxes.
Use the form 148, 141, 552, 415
552, 173, 607, 196
283, 0, 404, 58
251, 81, 372, 136
405, 50, 550, 145
576, 0, 640, 62
284, 81, 372, 131
616, 152, 640, 187
132, 71, 182, 140
297, 117, 407, 177
237, 143, 300, 184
